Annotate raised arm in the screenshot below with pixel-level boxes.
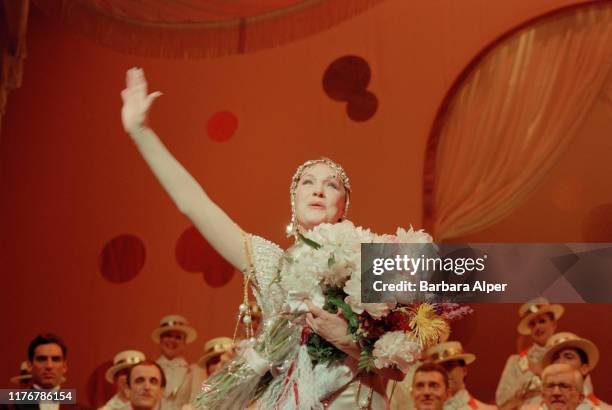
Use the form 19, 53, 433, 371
121, 68, 246, 271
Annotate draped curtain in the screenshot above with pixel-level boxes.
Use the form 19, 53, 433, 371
423, 2, 612, 241
32, 0, 385, 58
1, 0, 29, 137
605, 68, 612, 111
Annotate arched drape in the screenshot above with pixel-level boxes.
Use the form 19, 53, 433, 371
1, 0, 29, 137
423, 2, 612, 241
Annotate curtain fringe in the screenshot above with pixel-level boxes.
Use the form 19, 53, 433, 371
32, 0, 386, 59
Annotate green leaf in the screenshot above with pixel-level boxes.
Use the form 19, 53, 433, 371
306, 333, 346, 365
358, 345, 375, 373
327, 295, 359, 335
297, 232, 322, 250
327, 252, 336, 268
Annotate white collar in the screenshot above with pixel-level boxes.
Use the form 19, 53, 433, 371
528, 344, 547, 361
106, 394, 130, 409
33, 384, 60, 391
445, 389, 471, 409
157, 356, 187, 367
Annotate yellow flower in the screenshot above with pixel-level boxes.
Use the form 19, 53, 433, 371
409, 303, 450, 348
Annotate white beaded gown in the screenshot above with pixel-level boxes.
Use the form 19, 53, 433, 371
247, 234, 389, 410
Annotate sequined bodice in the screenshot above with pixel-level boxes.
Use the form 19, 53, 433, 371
248, 234, 286, 328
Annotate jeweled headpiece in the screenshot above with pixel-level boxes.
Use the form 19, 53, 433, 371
287, 157, 351, 237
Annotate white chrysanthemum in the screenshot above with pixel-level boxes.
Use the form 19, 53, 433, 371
297, 220, 370, 288
283, 260, 318, 288
284, 222, 432, 316
372, 331, 421, 373
343, 269, 395, 319
374, 226, 433, 244
394, 226, 433, 243
342, 271, 363, 314
311, 220, 355, 241
282, 245, 321, 294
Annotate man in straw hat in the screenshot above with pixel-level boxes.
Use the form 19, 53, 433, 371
98, 350, 146, 410
537, 332, 611, 410
411, 362, 451, 410
496, 298, 564, 409
197, 337, 236, 378
426, 341, 496, 410
152, 314, 204, 410
389, 327, 451, 410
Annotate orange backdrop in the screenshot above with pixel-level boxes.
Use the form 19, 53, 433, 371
2, 0, 611, 403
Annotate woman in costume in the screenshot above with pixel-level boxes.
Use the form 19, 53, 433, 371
495, 298, 563, 410
120, 68, 417, 409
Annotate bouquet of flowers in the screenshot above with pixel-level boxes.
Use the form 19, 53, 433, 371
195, 221, 471, 410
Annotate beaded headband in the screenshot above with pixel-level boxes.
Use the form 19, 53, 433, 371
286, 157, 351, 237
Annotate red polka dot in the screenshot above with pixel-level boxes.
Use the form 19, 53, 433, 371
582, 203, 612, 242
99, 234, 146, 284
346, 91, 378, 122
176, 227, 208, 272
203, 268, 236, 288
176, 226, 235, 287
323, 55, 371, 101
207, 111, 238, 142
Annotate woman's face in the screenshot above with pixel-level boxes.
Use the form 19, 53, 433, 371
528, 313, 557, 346
294, 163, 346, 232
160, 330, 187, 359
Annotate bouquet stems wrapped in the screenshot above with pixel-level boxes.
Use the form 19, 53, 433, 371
195, 317, 301, 410
194, 221, 472, 409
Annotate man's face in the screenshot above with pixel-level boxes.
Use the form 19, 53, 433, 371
440, 360, 466, 394
552, 348, 588, 375
411, 371, 449, 410
542, 372, 583, 410
29, 343, 67, 389
159, 331, 186, 359
128, 365, 163, 410
528, 313, 557, 346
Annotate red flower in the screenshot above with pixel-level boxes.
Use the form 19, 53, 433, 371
358, 314, 386, 340
384, 311, 412, 332
301, 326, 313, 344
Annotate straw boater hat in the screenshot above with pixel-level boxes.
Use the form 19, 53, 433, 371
10, 361, 32, 384
426, 341, 476, 365
104, 350, 146, 383
151, 314, 198, 344
541, 332, 600, 373
198, 337, 235, 368
10, 362, 66, 385
517, 297, 564, 335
